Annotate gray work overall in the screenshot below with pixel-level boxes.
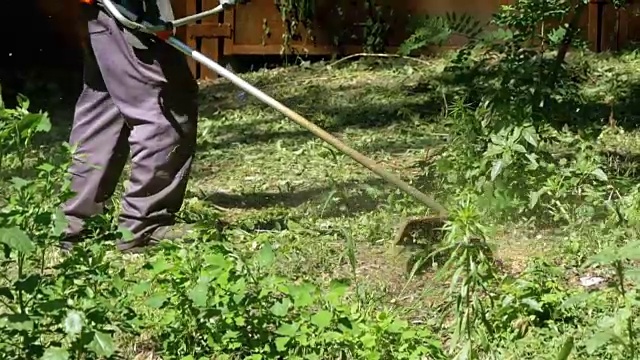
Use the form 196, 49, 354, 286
62, 0, 199, 252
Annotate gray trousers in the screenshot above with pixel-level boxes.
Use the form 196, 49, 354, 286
63, 7, 198, 251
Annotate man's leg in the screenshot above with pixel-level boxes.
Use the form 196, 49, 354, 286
62, 36, 130, 248
86, 9, 199, 252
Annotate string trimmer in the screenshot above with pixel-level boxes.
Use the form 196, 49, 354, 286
98, 0, 449, 244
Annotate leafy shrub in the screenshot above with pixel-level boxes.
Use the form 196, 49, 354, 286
133, 240, 446, 359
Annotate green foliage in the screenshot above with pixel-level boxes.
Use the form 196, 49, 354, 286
395, 0, 640, 359
0, 88, 51, 172
0, 93, 140, 359
0, 90, 445, 359
398, 13, 484, 56
5, 0, 640, 358
270, 0, 394, 55
134, 240, 445, 359
273, 0, 316, 54
431, 195, 498, 359
361, 0, 392, 53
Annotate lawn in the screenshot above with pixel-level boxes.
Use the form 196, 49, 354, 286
4, 40, 640, 359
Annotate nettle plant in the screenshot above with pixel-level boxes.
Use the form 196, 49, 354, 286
0, 93, 136, 359
133, 240, 447, 359
0, 89, 52, 172
420, 0, 605, 220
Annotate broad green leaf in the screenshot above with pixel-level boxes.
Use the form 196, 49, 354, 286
35, 113, 52, 133
592, 168, 608, 182
585, 247, 619, 266
512, 144, 527, 153
560, 293, 591, 310
89, 331, 115, 357
16, 274, 40, 294
118, 226, 135, 242
326, 279, 350, 306
150, 257, 173, 275
37, 163, 55, 173
257, 243, 275, 267
522, 298, 543, 312
275, 336, 290, 351
10, 177, 29, 190
38, 299, 66, 312
618, 241, 640, 261
310, 310, 333, 329
6, 313, 34, 330
64, 310, 83, 336
270, 298, 291, 317
0, 227, 34, 254
204, 253, 230, 268
275, 322, 299, 337
510, 125, 523, 143
529, 189, 542, 209
585, 330, 615, 354
290, 284, 314, 308
286, 220, 304, 232
625, 269, 640, 284
188, 281, 209, 307
145, 292, 168, 309
522, 126, 538, 147
131, 281, 151, 296
387, 319, 408, 333
401, 330, 417, 340
360, 333, 376, 348
490, 133, 505, 145
41, 347, 70, 360
51, 209, 68, 237
490, 160, 504, 181
328, 279, 349, 297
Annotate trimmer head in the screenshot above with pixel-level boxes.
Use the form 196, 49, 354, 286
394, 215, 448, 247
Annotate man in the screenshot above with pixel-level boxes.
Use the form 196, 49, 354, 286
61, 0, 199, 253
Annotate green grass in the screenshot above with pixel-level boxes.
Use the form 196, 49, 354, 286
186, 60, 452, 308
182, 57, 545, 308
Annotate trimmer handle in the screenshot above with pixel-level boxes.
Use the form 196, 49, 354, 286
99, 0, 234, 39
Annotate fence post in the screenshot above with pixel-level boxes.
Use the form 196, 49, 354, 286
171, 0, 231, 79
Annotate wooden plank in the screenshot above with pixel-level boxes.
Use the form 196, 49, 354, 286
600, 0, 618, 50
187, 23, 232, 38
222, 0, 508, 57
588, 0, 603, 51
198, 0, 223, 79
222, 7, 236, 56
625, 1, 640, 46
227, 44, 399, 56
617, 6, 629, 51
177, 0, 198, 76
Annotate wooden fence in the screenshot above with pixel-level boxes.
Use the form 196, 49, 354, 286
33, 0, 640, 79
172, 0, 504, 77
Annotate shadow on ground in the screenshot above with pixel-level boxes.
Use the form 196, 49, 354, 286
198, 177, 421, 220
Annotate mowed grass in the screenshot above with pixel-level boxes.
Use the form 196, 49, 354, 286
176, 57, 552, 316
174, 52, 640, 317
186, 60, 451, 314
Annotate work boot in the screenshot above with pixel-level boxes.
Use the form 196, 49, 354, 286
59, 223, 196, 254
118, 223, 197, 254
58, 230, 92, 253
